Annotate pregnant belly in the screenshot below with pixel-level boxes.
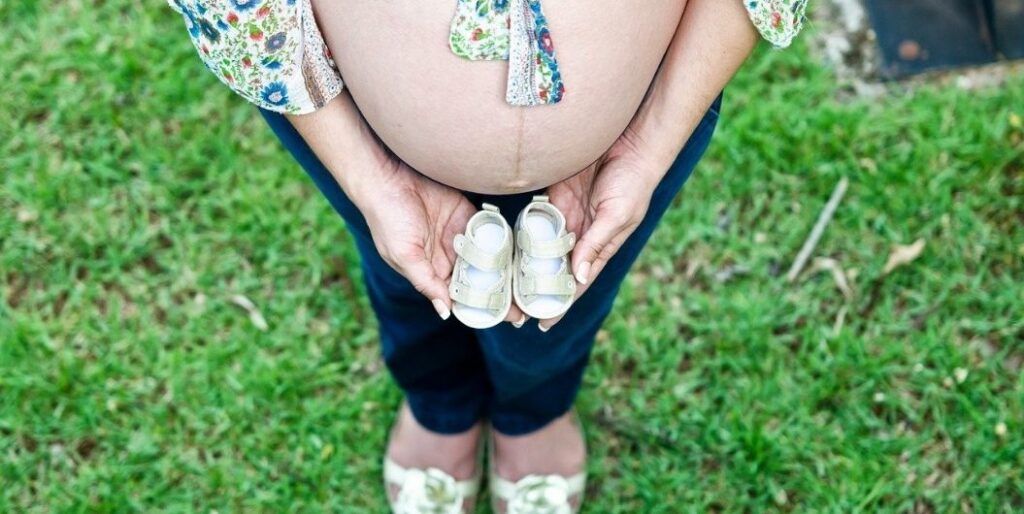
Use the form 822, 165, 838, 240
313, 0, 685, 194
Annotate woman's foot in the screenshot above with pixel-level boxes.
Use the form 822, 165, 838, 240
491, 412, 587, 513
385, 404, 483, 513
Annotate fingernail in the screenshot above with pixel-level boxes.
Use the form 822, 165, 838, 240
576, 262, 591, 284
512, 315, 528, 328
538, 322, 551, 333
432, 299, 450, 320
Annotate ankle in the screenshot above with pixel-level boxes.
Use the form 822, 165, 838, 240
387, 405, 482, 480
492, 415, 586, 480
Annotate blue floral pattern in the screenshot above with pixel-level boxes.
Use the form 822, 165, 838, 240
261, 81, 290, 106
449, 0, 564, 105
171, 0, 807, 114
168, 0, 342, 114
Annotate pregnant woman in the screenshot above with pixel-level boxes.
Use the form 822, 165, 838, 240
170, 1, 805, 511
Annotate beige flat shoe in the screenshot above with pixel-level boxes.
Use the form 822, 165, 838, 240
383, 457, 482, 514
488, 440, 586, 514
384, 413, 486, 514
490, 471, 586, 514
450, 203, 514, 329
512, 195, 577, 320
488, 413, 587, 514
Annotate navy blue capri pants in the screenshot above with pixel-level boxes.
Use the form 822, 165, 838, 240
258, 94, 721, 436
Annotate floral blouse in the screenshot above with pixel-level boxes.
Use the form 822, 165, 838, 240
169, 0, 808, 115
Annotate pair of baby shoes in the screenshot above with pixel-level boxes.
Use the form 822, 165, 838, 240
449, 195, 578, 329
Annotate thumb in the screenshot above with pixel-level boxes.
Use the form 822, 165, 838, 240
400, 253, 452, 320
571, 213, 621, 285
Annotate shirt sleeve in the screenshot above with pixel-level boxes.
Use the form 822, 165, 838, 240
743, 0, 808, 48
168, 0, 343, 115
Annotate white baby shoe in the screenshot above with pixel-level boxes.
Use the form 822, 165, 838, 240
449, 203, 514, 329
512, 195, 577, 320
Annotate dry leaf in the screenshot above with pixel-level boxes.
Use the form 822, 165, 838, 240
16, 208, 37, 223
883, 239, 926, 275
230, 294, 268, 331
832, 305, 848, 337
810, 257, 854, 300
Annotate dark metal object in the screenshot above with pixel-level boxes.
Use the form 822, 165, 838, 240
994, 0, 1024, 59
864, 0, 1024, 78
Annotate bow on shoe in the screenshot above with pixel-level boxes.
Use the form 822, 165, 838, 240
507, 475, 572, 514
395, 468, 464, 514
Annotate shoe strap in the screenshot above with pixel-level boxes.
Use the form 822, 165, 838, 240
517, 273, 576, 297
517, 231, 576, 259
454, 233, 511, 272
449, 281, 508, 311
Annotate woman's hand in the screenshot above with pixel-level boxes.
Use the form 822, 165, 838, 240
289, 93, 528, 323
353, 156, 475, 320
543, 127, 666, 330
354, 153, 527, 324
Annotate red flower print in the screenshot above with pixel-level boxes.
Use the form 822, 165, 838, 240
471, 28, 483, 41
227, 12, 239, 25
242, 57, 252, 67
250, 30, 263, 41
771, 11, 781, 28
257, 6, 271, 18
201, 44, 209, 55
224, 72, 234, 83
540, 31, 553, 55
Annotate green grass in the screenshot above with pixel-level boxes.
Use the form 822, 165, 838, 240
2, 1, 1022, 512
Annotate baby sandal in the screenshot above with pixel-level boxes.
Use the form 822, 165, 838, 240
450, 203, 514, 329
512, 195, 577, 320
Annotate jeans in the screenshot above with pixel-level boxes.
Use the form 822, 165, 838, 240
258, 94, 721, 435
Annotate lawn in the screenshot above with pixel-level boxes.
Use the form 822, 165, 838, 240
2, 1, 1022, 512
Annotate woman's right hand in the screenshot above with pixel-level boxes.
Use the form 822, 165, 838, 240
288, 93, 526, 323
352, 154, 526, 324
350, 154, 474, 320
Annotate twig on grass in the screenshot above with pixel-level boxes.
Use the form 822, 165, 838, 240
786, 177, 849, 282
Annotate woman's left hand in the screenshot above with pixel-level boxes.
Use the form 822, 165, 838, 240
543, 127, 667, 330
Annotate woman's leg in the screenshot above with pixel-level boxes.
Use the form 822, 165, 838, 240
258, 108, 491, 435
475, 95, 723, 436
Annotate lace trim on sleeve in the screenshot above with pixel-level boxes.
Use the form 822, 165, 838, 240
743, 0, 808, 48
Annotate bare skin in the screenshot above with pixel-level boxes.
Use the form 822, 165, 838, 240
313, 0, 687, 194
386, 406, 584, 512
289, 0, 759, 506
